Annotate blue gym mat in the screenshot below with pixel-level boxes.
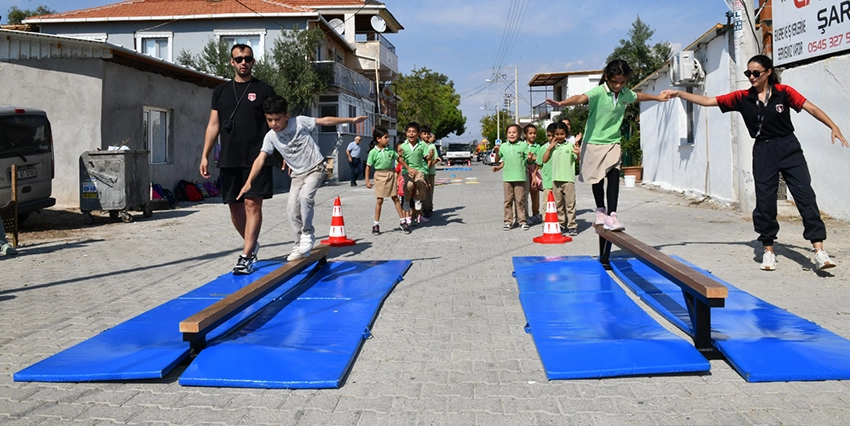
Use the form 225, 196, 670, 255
179, 260, 412, 389
610, 256, 850, 382
14, 260, 318, 382
513, 256, 709, 380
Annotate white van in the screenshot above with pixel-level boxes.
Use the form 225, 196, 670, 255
0, 107, 55, 221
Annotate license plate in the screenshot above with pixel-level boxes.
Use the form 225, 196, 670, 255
16, 167, 37, 179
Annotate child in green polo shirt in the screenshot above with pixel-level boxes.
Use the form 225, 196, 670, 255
545, 59, 669, 231
524, 124, 543, 225
542, 121, 581, 236
421, 125, 439, 220
538, 123, 557, 206
366, 126, 410, 235
397, 122, 433, 225
492, 124, 535, 231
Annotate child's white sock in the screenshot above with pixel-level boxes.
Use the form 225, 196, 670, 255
374, 221, 380, 226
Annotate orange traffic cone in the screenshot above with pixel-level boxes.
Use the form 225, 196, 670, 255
533, 191, 572, 244
320, 196, 356, 247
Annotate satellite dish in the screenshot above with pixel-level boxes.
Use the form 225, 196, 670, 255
329, 18, 345, 35
370, 15, 387, 33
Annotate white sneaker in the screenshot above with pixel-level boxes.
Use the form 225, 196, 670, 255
595, 208, 608, 226
814, 249, 836, 270
760, 250, 777, 271
287, 244, 303, 261
297, 233, 315, 255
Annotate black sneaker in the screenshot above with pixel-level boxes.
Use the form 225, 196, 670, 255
400, 221, 411, 234
372, 224, 380, 235
233, 254, 254, 275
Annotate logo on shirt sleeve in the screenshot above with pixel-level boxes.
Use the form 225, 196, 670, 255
775, 104, 785, 113
248, 93, 257, 102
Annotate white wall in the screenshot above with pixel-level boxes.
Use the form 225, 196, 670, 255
640, 34, 738, 205
640, 36, 850, 220
0, 59, 104, 207
780, 53, 850, 220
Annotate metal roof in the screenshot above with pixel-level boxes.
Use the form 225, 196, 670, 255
528, 70, 603, 87
0, 29, 226, 88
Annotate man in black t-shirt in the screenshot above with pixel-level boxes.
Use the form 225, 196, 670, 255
200, 43, 276, 275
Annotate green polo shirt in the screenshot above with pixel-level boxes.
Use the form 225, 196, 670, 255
366, 146, 397, 170
550, 141, 578, 182
427, 144, 438, 175
399, 139, 429, 175
583, 83, 637, 145
498, 141, 529, 182
535, 143, 553, 190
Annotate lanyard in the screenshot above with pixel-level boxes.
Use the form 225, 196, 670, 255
755, 86, 772, 139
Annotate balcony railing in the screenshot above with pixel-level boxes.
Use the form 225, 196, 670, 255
354, 32, 396, 54
316, 61, 374, 98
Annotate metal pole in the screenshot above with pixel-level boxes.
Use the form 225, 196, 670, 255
497, 105, 500, 142
514, 67, 519, 124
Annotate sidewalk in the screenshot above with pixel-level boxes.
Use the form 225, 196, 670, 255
1, 163, 849, 425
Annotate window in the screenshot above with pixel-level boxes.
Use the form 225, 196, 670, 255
214, 29, 266, 60
319, 105, 338, 133
143, 107, 170, 164
135, 32, 173, 61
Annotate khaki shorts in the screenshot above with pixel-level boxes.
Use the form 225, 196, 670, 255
372, 169, 397, 198
403, 169, 426, 203
579, 143, 621, 184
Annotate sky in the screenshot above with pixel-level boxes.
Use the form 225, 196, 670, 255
1, 0, 736, 142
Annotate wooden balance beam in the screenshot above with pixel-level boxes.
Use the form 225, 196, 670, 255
180, 244, 330, 352
596, 227, 727, 353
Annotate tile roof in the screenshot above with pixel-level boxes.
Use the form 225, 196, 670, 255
29, 0, 376, 21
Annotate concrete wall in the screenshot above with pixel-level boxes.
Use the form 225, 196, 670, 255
640, 35, 738, 205
0, 58, 104, 207
780, 53, 850, 220
101, 61, 215, 196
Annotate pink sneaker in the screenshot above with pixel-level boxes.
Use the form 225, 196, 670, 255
595, 208, 608, 226
603, 212, 625, 231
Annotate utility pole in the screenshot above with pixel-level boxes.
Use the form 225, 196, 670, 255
514, 67, 519, 124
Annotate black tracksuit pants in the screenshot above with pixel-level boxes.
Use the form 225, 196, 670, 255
752, 133, 826, 246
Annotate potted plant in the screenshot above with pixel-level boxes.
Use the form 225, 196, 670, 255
620, 123, 643, 182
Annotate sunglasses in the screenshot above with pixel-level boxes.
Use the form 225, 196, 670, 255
232, 56, 254, 64
743, 69, 765, 78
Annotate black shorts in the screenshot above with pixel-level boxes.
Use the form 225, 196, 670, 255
219, 166, 274, 204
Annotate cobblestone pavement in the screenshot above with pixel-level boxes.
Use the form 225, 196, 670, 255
2, 162, 849, 425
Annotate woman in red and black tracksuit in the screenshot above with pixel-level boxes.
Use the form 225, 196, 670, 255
663, 55, 848, 272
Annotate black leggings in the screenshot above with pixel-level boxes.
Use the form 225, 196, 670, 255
592, 167, 620, 213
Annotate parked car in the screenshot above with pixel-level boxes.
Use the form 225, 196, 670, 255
482, 149, 498, 166
0, 107, 55, 222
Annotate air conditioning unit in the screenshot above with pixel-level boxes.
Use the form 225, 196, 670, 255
670, 51, 705, 87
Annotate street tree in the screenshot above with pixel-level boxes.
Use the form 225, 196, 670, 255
6, 5, 55, 24
479, 109, 513, 146
394, 67, 466, 140
555, 105, 590, 138
606, 15, 671, 166
177, 27, 330, 114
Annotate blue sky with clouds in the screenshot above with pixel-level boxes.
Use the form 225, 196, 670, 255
1, 0, 734, 141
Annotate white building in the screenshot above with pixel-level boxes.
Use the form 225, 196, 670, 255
636, 9, 850, 221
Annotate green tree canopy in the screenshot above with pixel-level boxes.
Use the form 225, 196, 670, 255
6, 5, 55, 24
555, 105, 590, 139
393, 67, 466, 140
606, 15, 671, 166
479, 109, 513, 145
177, 27, 330, 114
